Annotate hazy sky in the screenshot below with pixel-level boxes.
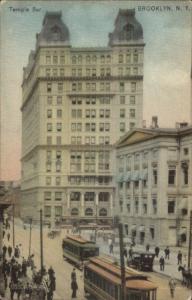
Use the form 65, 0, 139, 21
0, 0, 191, 180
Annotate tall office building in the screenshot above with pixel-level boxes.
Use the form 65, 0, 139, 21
21, 9, 144, 225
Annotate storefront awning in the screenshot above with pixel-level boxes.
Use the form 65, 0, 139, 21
131, 224, 137, 231
131, 171, 139, 181
140, 169, 148, 180
117, 174, 124, 183
178, 198, 188, 210
125, 172, 131, 182
139, 225, 145, 232
179, 228, 187, 235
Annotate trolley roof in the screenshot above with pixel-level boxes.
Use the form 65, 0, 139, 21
64, 235, 98, 246
86, 256, 157, 290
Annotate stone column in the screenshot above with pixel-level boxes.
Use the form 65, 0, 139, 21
95, 192, 99, 223
81, 192, 84, 218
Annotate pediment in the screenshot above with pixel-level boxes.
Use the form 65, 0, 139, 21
117, 130, 157, 147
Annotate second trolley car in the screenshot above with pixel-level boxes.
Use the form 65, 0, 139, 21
62, 235, 99, 268
84, 256, 157, 300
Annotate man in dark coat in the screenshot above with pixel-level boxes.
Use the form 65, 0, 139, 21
71, 279, 78, 298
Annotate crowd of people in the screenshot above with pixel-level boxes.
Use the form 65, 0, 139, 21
1, 217, 56, 300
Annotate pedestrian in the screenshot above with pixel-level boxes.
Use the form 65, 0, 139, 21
146, 244, 150, 252
7, 232, 10, 242
71, 279, 78, 299
129, 247, 133, 259
123, 248, 128, 258
8, 245, 12, 258
109, 242, 114, 254
2, 245, 7, 259
71, 268, 76, 281
164, 246, 170, 259
169, 277, 176, 298
177, 250, 182, 265
159, 256, 165, 271
24, 282, 33, 299
155, 246, 160, 258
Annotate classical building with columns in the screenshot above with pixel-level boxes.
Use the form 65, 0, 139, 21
21, 9, 144, 225
115, 123, 192, 247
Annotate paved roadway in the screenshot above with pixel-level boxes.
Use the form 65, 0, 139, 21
3, 220, 192, 300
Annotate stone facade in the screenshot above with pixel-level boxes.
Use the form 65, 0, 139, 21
21, 10, 144, 225
116, 126, 192, 247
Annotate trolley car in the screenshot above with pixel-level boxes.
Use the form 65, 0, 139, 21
62, 235, 99, 268
84, 256, 157, 300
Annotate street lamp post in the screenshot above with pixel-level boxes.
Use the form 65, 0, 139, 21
12, 204, 15, 249
119, 222, 126, 300
40, 209, 44, 276
29, 218, 32, 258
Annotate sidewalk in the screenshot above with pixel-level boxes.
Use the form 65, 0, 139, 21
81, 230, 185, 281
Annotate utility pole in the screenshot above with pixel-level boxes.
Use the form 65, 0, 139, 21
12, 204, 15, 249
119, 222, 126, 300
188, 210, 192, 270
29, 218, 32, 257
40, 209, 44, 276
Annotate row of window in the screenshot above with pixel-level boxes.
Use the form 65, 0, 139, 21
71, 96, 110, 105
45, 175, 112, 186
71, 136, 110, 145
120, 198, 187, 216
44, 191, 110, 202
71, 109, 111, 118
45, 51, 139, 66
46, 81, 137, 93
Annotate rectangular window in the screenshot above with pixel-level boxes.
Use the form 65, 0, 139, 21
86, 69, 90, 76
47, 150, 52, 160
91, 137, 95, 144
56, 136, 61, 145
46, 162, 51, 172
126, 67, 131, 76
60, 56, 65, 64
56, 161, 61, 172
71, 123, 76, 132
85, 137, 90, 144
47, 96, 52, 105
76, 123, 82, 131
120, 109, 125, 118
55, 206, 62, 217
46, 56, 51, 64
130, 109, 135, 118
99, 110, 104, 118
60, 69, 64, 76
91, 123, 96, 132
168, 169, 176, 185
119, 54, 123, 63
53, 56, 58, 64
99, 136, 104, 144
85, 110, 90, 118
58, 82, 63, 93
47, 110, 52, 118
72, 69, 76, 76
77, 137, 81, 144
126, 53, 131, 63
56, 123, 62, 132
153, 169, 158, 185
184, 148, 189, 155
133, 54, 138, 63
56, 176, 61, 186
105, 137, 110, 144
46, 68, 51, 76
72, 83, 76, 91
57, 96, 62, 105
47, 83, 52, 93
130, 96, 135, 105
53, 69, 57, 76
71, 136, 76, 144
44, 191, 51, 201
118, 68, 123, 76
99, 123, 104, 132
105, 123, 110, 132
44, 206, 51, 218
78, 69, 82, 76
120, 96, 125, 104
131, 82, 136, 92
47, 136, 52, 145
47, 123, 52, 131
56, 151, 61, 159
100, 82, 104, 91
91, 110, 96, 118
57, 109, 62, 118
105, 110, 110, 118
120, 123, 125, 132
130, 122, 135, 129
55, 192, 62, 201
168, 200, 175, 214
46, 176, 51, 186
152, 198, 157, 214
119, 82, 124, 92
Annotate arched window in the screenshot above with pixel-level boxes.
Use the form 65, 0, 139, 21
51, 26, 61, 41
99, 208, 107, 217
123, 24, 134, 40
71, 208, 79, 216
85, 208, 93, 216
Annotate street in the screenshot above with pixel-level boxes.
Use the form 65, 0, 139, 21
3, 219, 192, 300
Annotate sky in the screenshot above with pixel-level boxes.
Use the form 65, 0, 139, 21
0, 0, 191, 180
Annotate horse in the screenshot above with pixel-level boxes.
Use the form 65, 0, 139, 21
178, 265, 192, 287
